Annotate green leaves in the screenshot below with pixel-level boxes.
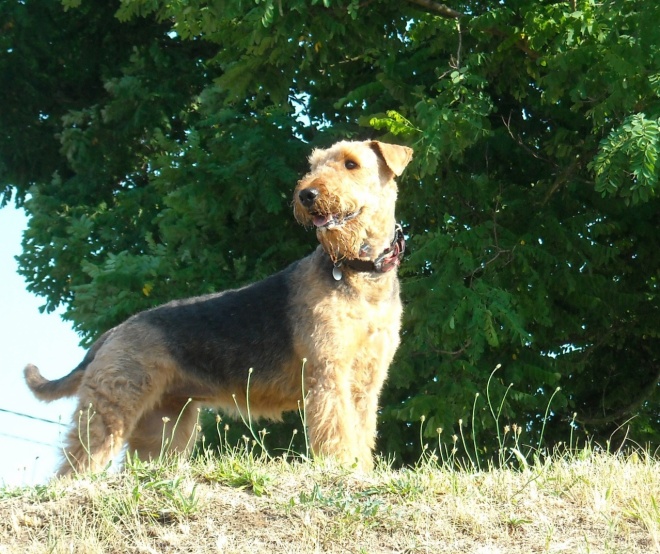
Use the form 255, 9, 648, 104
592, 114, 660, 204
2, 0, 660, 462
413, 68, 493, 175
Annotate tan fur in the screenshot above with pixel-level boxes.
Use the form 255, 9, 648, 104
24, 139, 412, 476
292, 140, 412, 468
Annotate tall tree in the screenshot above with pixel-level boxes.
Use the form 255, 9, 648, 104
2, 0, 658, 462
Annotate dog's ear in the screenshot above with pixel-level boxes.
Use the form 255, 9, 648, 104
369, 141, 413, 177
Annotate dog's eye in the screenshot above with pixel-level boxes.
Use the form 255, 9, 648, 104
345, 160, 359, 170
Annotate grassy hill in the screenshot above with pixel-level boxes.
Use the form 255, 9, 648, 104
1, 445, 658, 553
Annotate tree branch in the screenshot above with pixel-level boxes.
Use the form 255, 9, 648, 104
576, 365, 660, 426
406, 0, 463, 19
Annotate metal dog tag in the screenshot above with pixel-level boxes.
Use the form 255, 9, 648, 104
332, 265, 343, 281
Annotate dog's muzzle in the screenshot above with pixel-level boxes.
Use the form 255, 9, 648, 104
298, 187, 319, 208
297, 187, 360, 229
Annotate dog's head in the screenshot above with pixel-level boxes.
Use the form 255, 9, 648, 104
294, 140, 412, 262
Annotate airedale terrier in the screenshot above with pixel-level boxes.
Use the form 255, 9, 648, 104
24, 139, 413, 475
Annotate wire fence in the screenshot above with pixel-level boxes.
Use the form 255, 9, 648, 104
0, 407, 66, 427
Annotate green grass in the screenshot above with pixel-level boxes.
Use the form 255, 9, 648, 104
2, 366, 658, 553
1, 441, 658, 553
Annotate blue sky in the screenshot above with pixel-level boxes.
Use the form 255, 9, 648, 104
0, 205, 84, 485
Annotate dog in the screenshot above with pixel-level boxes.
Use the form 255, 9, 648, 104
24, 139, 413, 475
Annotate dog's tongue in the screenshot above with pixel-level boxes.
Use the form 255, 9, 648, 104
313, 214, 333, 227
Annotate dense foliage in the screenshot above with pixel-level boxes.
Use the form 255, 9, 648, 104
2, 0, 658, 463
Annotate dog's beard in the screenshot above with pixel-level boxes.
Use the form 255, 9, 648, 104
294, 194, 365, 261
316, 219, 363, 263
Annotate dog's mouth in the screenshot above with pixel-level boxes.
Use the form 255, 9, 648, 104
311, 209, 361, 229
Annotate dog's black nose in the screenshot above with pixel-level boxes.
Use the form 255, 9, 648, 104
298, 187, 319, 208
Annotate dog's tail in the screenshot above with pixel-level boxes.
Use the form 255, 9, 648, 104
24, 363, 86, 401
24, 328, 114, 402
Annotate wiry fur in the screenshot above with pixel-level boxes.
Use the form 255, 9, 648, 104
24, 139, 413, 476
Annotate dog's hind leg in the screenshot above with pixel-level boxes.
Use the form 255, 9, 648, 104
56, 357, 173, 476
57, 398, 124, 476
126, 398, 202, 463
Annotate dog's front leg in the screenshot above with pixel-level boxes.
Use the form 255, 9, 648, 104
303, 360, 365, 469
